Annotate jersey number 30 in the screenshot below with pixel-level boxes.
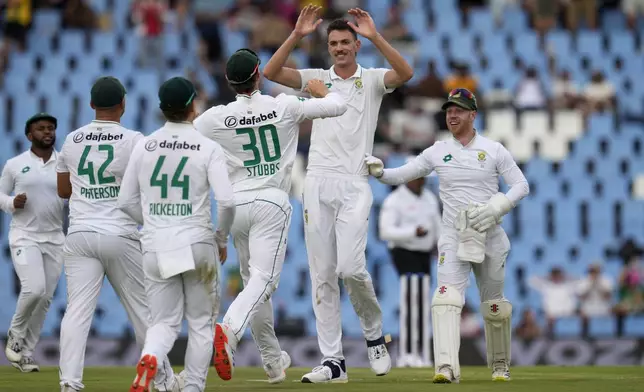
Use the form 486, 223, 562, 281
150, 156, 190, 200
78, 145, 116, 185
236, 125, 281, 167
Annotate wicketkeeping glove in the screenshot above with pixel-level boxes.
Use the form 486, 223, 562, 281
364, 153, 384, 178
468, 193, 513, 232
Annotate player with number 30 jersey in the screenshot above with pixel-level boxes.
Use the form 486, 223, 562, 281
194, 48, 347, 383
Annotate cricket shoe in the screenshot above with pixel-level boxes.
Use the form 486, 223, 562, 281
264, 351, 291, 384
367, 337, 391, 376
213, 323, 236, 381
432, 365, 459, 384
130, 354, 158, 392
492, 360, 511, 381
5, 330, 23, 363
301, 359, 348, 383
11, 356, 39, 372
61, 384, 79, 392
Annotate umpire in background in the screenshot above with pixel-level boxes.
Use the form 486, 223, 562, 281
379, 167, 441, 368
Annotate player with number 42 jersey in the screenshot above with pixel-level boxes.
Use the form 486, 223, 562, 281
194, 48, 347, 383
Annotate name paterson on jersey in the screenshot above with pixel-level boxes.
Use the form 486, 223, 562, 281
224, 110, 280, 178
73, 131, 124, 200
144, 138, 201, 217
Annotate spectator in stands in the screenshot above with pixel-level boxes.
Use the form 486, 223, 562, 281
577, 263, 614, 335
614, 255, 644, 335
623, 0, 644, 30
194, 0, 228, 62
381, 3, 416, 55
62, 0, 98, 30
132, 0, 168, 71
527, 0, 558, 38
444, 63, 478, 96
460, 304, 482, 338
514, 66, 548, 111
228, 0, 261, 33
251, 2, 292, 53
565, 0, 597, 31
484, 79, 513, 109
489, 0, 518, 27
551, 69, 579, 110
388, 102, 436, 153
407, 61, 444, 99
583, 70, 616, 115
0, 0, 32, 77
514, 308, 542, 339
529, 267, 579, 335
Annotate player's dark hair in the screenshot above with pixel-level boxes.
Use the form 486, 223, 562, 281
327, 19, 357, 40
229, 72, 259, 95
162, 107, 191, 122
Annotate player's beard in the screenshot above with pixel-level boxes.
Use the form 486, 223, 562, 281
33, 136, 56, 150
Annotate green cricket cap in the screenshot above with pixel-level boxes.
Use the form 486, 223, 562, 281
158, 77, 197, 111
25, 112, 57, 135
226, 48, 261, 85
91, 76, 126, 108
441, 88, 478, 111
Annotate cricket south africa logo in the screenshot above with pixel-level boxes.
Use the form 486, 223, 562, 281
477, 152, 486, 162
439, 252, 445, 266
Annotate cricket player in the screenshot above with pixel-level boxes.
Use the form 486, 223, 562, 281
56, 77, 177, 392
118, 77, 236, 392
194, 48, 348, 383
1, 113, 65, 372
365, 88, 530, 383
263, 6, 413, 382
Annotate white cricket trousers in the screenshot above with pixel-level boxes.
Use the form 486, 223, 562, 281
59, 231, 173, 391
142, 242, 219, 392
223, 188, 291, 369
303, 174, 383, 362
436, 226, 511, 303
9, 241, 63, 357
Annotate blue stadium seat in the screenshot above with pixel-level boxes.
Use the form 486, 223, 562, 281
588, 317, 617, 337
554, 317, 582, 337
576, 31, 602, 58
624, 315, 644, 336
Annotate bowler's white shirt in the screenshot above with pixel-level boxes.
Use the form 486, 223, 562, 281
56, 120, 143, 237
194, 91, 346, 194
0, 150, 65, 246
379, 133, 529, 227
379, 185, 441, 252
299, 64, 394, 176
118, 122, 236, 252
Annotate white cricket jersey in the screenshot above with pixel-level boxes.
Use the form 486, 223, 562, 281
194, 90, 347, 194
379, 185, 441, 252
56, 120, 143, 236
298, 64, 394, 177
0, 150, 65, 246
379, 133, 530, 227
118, 122, 236, 252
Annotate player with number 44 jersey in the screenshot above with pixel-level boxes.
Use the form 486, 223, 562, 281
56, 77, 177, 392
119, 77, 236, 392
194, 48, 347, 383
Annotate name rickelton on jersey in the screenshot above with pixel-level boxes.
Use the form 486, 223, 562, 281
73, 131, 125, 200
225, 110, 280, 178
144, 138, 202, 217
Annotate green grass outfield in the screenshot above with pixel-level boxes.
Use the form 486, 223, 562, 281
1, 366, 643, 391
